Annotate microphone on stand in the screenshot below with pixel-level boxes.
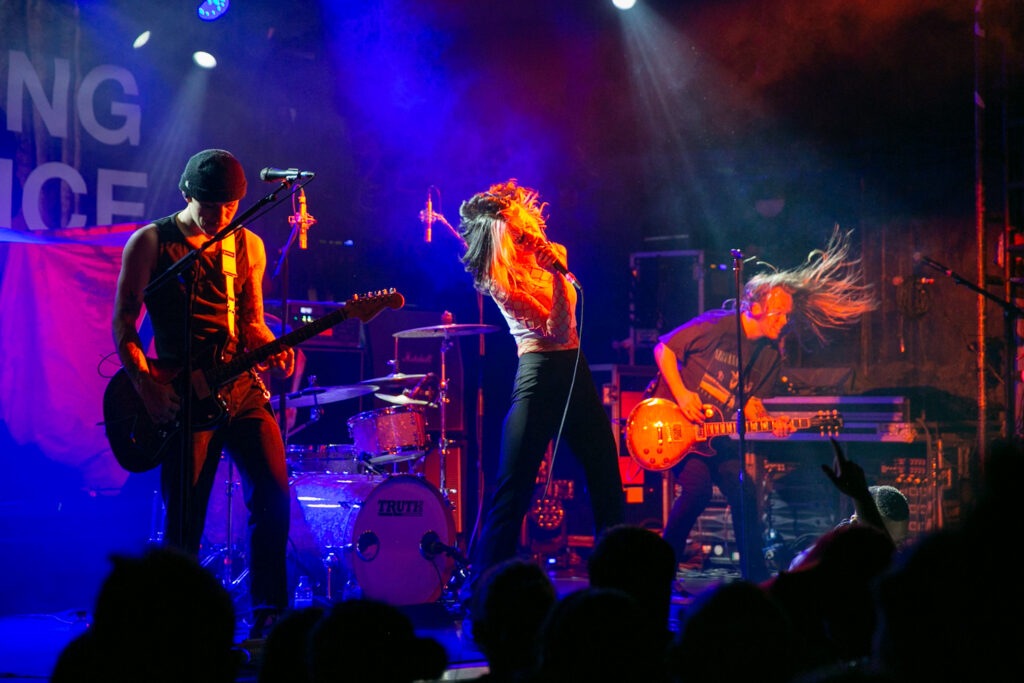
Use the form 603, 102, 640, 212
260, 167, 316, 182
419, 190, 435, 243
289, 188, 317, 250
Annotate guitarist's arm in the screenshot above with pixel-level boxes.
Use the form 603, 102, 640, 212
237, 231, 294, 380
653, 342, 705, 423
112, 224, 181, 424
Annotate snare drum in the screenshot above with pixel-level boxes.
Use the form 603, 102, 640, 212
287, 444, 361, 474
347, 406, 428, 465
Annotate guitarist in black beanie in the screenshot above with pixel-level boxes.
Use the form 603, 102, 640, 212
112, 149, 295, 638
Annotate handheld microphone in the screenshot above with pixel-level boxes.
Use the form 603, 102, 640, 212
419, 190, 435, 243
260, 167, 315, 182
536, 242, 582, 290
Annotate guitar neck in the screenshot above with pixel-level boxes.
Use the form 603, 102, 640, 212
208, 306, 352, 387
700, 416, 812, 439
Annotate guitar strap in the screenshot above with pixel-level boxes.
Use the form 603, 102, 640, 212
222, 232, 238, 340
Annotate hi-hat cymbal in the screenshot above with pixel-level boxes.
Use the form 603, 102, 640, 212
374, 392, 435, 407
273, 384, 378, 408
361, 372, 426, 387
393, 323, 500, 339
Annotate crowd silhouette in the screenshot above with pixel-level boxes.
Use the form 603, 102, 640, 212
51, 437, 1018, 682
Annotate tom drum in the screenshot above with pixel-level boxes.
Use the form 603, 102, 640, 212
347, 406, 428, 465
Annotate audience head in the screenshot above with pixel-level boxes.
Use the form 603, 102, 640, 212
670, 580, 797, 683
469, 558, 557, 678
588, 524, 676, 647
258, 606, 324, 683
308, 598, 447, 683
865, 485, 910, 545
537, 587, 664, 683
51, 546, 238, 683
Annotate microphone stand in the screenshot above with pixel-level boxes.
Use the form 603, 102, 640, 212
270, 184, 315, 445
144, 182, 294, 548
730, 248, 751, 580
922, 256, 1024, 437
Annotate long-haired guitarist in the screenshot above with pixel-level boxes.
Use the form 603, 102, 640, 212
646, 228, 876, 582
112, 149, 295, 638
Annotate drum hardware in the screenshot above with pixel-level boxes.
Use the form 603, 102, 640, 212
373, 392, 433, 407
392, 320, 498, 511
361, 372, 427, 388
201, 454, 250, 605
274, 383, 378, 408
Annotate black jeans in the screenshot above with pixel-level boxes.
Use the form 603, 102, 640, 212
470, 350, 625, 583
161, 373, 290, 611
662, 451, 768, 582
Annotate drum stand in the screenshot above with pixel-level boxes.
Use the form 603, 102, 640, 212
200, 455, 249, 605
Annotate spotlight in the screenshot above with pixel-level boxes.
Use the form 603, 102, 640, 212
132, 31, 151, 49
197, 0, 229, 22
612, 0, 637, 9
192, 51, 217, 69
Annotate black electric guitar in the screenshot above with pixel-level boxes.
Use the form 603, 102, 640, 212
103, 289, 404, 473
625, 397, 843, 471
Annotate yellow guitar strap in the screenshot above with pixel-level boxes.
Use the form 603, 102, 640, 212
222, 231, 237, 340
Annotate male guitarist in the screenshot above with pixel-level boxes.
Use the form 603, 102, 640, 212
645, 229, 876, 583
112, 149, 295, 639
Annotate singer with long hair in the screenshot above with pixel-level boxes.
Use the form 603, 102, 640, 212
458, 179, 625, 601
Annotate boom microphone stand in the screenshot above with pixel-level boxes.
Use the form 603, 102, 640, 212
730, 249, 752, 580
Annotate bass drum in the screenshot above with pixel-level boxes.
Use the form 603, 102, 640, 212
350, 475, 456, 605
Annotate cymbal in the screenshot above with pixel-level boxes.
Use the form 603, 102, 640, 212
374, 392, 435, 408
361, 372, 426, 387
274, 384, 378, 408
393, 323, 500, 339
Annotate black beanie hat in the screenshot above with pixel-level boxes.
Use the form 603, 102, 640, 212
178, 149, 247, 202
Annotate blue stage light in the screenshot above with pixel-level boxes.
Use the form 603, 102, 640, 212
197, 0, 229, 22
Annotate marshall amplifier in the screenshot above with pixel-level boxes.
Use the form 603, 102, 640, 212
265, 299, 365, 350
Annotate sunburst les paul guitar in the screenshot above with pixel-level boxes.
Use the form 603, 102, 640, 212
625, 397, 843, 472
103, 289, 405, 473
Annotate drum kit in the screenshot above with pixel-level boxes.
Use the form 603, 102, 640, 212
226, 322, 499, 605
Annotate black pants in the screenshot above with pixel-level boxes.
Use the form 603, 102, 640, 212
470, 350, 625, 583
161, 373, 291, 611
662, 451, 768, 582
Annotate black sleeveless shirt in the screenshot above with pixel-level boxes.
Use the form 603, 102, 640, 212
143, 215, 253, 366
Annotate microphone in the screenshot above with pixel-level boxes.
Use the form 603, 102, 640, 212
260, 167, 315, 182
288, 188, 317, 250
419, 190, 435, 243
536, 241, 582, 290
298, 190, 308, 249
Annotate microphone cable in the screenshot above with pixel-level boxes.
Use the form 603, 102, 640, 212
542, 281, 585, 501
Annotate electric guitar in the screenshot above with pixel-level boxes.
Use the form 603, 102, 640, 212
103, 289, 404, 473
624, 397, 843, 472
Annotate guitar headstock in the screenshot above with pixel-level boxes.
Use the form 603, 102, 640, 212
345, 289, 405, 323
813, 409, 844, 435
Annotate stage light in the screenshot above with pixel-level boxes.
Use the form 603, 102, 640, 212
197, 0, 229, 22
612, 0, 637, 10
132, 31, 151, 49
192, 51, 217, 69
